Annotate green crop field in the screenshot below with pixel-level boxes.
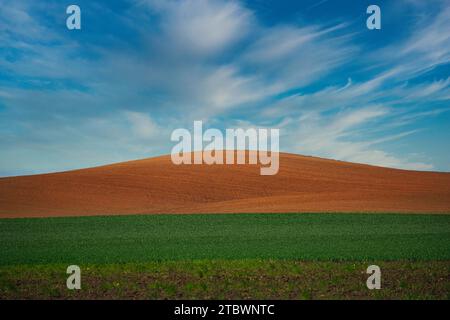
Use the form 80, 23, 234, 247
1, 213, 450, 265
0, 213, 449, 299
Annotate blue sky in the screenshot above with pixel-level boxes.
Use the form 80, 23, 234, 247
0, 0, 449, 176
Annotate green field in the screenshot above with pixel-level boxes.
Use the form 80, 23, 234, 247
0, 213, 449, 299
1, 213, 450, 265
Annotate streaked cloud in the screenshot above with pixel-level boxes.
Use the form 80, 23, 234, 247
0, 0, 449, 175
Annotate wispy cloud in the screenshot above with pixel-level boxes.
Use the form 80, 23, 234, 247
0, 0, 449, 175
282, 106, 434, 170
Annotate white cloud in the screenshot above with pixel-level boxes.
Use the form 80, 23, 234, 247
240, 23, 355, 88
283, 106, 434, 171
372, 3, 450, 80
0, 0, 448, 175
161, 0, 252, 56
125, 111, 161, 139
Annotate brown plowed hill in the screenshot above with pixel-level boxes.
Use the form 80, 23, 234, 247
0, 152, 449, 218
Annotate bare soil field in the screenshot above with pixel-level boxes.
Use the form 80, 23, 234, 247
0, 152, 449, 218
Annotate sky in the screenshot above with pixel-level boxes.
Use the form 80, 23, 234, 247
0, 0, 449, 176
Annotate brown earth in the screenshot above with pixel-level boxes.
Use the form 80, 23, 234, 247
0, 152, 449, 218
1, 261, 448, 299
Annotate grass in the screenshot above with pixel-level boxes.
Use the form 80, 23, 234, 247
0, 260, 448, 299
0, 213, 449, 299
0, 213, 449, 265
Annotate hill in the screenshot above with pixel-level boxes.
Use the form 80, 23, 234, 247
0, 152, 449, 217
